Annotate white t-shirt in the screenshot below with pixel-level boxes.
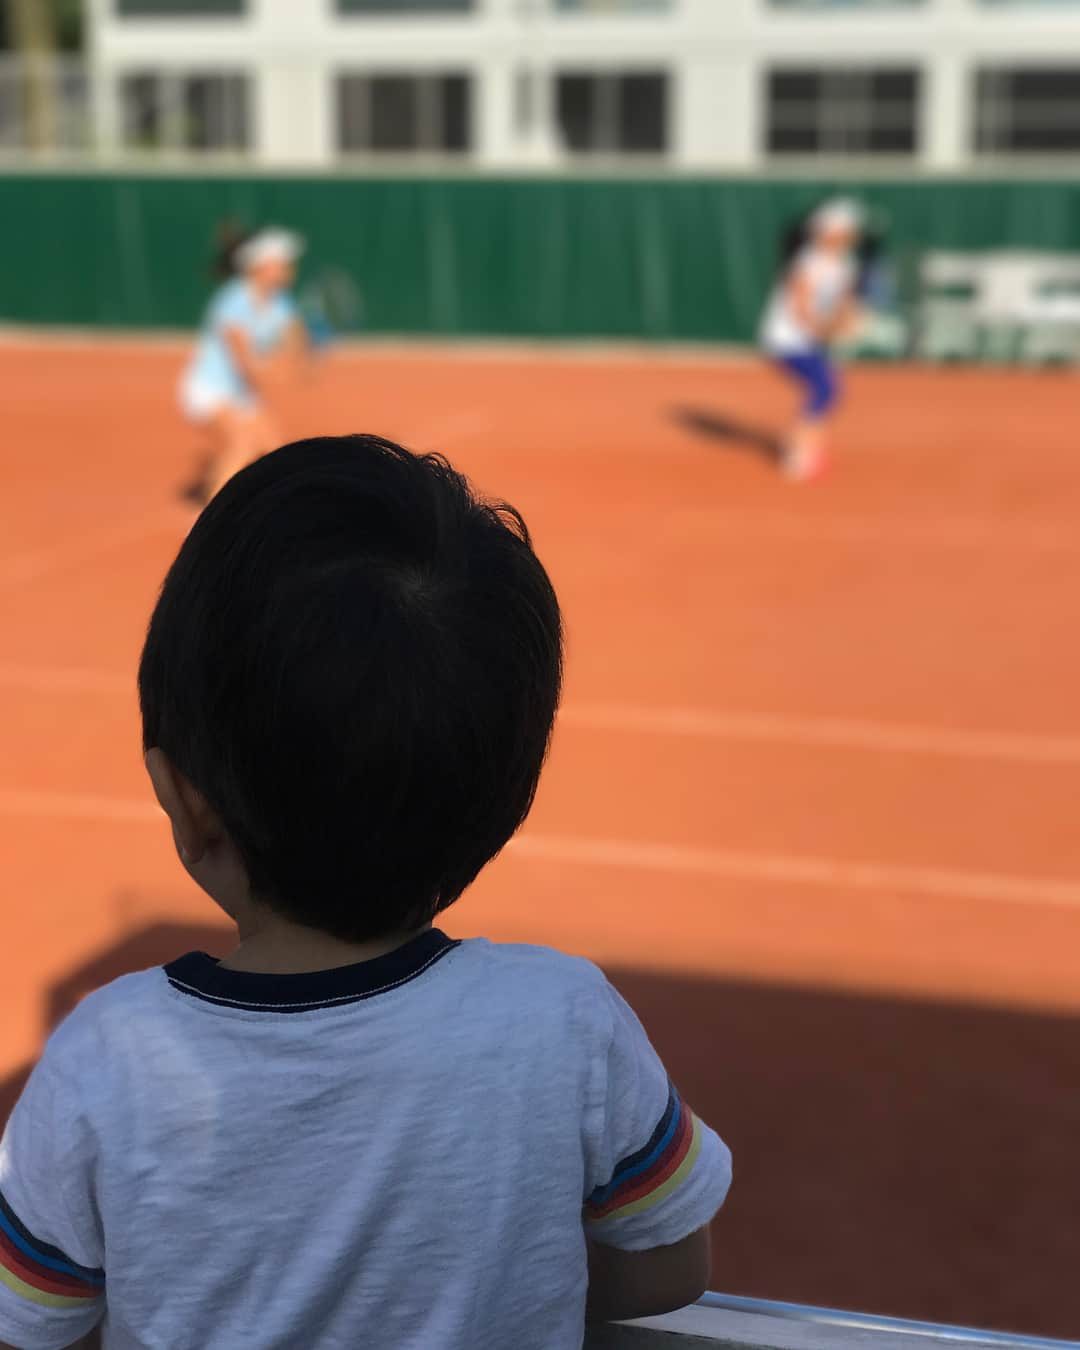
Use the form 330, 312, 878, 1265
761, 246, 857, 355
0, 932, 732, 1350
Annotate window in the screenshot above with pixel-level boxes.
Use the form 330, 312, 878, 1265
769, 1, 922, 7
337, 0, 472, 12
975, 68, 1080, 154
554, 0, 671, 10
337, 74, 471, 153
766, 67, 920, 155
118, 71, 250, 151
555, 72, 668, 153
116, 0, 245, 13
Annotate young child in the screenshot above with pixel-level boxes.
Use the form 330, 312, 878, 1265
0, 436, 732, 1350
761, 198, 865, 482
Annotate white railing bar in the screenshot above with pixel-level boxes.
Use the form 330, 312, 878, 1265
698, 1294, 1080, 1350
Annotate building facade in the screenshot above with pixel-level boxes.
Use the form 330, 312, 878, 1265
81, 0, 1080, 170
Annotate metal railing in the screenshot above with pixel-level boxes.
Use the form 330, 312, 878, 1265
585, 1293, 1080, 1349
0, 56, 92, 155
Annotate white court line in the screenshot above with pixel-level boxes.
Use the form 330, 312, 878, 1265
4, 661, 1080, 770
0, 790, 161, 825
0, 508, 184, 591
672, 507, 1080, 554
0, 664, 132, 695
508, 834, 1080, 911
0, 327, 757, 368
3, 786, 1080, 911
561, 703, 1080, 767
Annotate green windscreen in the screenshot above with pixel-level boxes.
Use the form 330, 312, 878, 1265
2, 173, 1080, 340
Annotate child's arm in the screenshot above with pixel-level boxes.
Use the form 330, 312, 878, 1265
586, 1225, 711, 1323
0, 1044, 106, 1350
581, 980, 731, 1325
0, 1333, 99, 1350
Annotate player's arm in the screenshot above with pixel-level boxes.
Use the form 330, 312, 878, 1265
586, 1225, 711, 1323
787, 269, 829, 343
222, 323, 265, 391
826, 292, 863, 341
282, 316, 313, 378
790, 270, 861, 344
241, 318, 311, 388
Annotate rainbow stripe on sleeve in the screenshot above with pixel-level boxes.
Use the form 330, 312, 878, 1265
585, 1082, 703, 1225
0, 1191, 105, 1310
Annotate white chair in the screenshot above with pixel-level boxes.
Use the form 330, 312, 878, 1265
1015, 254, 1080, 365
915, 253, 985, 362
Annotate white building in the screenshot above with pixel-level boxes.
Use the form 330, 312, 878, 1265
70, 0, 1080, 171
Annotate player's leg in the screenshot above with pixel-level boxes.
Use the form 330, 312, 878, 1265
198, 395, 290, 502
203, 405, 262, 500
178, 375, 233, 505
779, 352, 839, 482
247, 406, 281, 461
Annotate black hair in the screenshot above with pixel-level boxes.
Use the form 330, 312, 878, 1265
779, 213, 811, 271
211, 218, 251, 281
139, 436, 564, 942
777, 206, 881, 282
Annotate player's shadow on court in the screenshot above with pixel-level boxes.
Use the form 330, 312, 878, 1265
669, 404, 783, 465
0, 914, 232, 1128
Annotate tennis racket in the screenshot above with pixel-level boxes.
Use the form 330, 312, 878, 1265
299, 268, 364, 349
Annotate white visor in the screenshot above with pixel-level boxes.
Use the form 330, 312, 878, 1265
811, 199, 864, 236
236, 227, 305, 271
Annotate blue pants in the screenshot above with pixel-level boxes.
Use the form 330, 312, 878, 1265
776, 350, 840, 420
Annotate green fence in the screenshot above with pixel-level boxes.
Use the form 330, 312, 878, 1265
2, 171, 1080, 341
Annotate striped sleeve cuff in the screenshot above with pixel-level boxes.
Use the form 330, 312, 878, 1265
585, 1081, 704, 1228
0, 1191, 104, 1311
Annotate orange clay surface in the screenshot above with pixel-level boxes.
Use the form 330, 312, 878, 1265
2, 339, 1080, 1338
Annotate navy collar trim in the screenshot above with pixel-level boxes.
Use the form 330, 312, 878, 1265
163, 929, 459, 1014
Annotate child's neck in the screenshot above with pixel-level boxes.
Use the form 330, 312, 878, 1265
219, 904, 431, 975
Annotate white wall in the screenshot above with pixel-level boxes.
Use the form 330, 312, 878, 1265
89, 0, 1080, 170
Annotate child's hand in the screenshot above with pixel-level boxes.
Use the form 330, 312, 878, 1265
585, 1226, 711, 1323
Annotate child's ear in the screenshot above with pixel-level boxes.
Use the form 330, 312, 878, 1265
144, 749, 217, 866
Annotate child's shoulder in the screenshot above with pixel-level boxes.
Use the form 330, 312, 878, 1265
455, 938, 619, 1026
460, 936, 606, 983
44, 967, 169, 1062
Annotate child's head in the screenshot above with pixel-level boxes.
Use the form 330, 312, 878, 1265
139, 436, 563, 941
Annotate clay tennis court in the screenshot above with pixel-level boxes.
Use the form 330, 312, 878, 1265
2, 339, 1080, 1339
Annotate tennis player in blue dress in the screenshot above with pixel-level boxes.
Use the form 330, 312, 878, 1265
178, 227, 309, 502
